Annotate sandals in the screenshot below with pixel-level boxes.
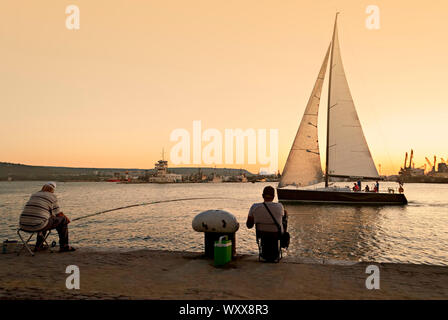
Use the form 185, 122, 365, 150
59, 245, 76, 253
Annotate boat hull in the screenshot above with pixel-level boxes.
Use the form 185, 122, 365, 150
277, 188, 407, 205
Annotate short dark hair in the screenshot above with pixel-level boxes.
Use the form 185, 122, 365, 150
262, 186, 275, 198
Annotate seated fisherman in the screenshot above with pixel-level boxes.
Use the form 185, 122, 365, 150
246, 186, 287, 262
19, 182, 75, 252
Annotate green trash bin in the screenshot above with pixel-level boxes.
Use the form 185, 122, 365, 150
214, 236, 232, 266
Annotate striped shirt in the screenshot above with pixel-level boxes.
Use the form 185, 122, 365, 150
19, 191, 61, 231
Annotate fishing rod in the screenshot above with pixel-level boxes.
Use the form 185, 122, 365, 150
70, 197, 242, 223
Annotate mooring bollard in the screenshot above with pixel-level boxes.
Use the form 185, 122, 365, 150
192, 210, 239, 259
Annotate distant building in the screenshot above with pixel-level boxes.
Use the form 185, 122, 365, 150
438, 163, 448, 173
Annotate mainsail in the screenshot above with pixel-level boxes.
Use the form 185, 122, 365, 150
278, 46, 330, 188
326, 22, 379, 179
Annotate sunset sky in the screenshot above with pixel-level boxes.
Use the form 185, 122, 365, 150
1, 0, 447, 175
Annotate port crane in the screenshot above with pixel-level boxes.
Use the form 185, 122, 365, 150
402, 149, 414, 169
409, 150, 414, 168
425, 156, 437, 173
403, 152, 408, 169
425, 157, 433, 172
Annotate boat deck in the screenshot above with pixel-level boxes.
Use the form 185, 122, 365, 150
277, 188, 407, 205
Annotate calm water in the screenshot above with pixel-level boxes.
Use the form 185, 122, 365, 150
1, 181, 447, 266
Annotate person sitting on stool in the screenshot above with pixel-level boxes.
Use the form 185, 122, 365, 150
246, 186, 287, 262
19, 182, 75, 252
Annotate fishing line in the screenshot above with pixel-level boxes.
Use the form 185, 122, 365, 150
70, 197, 244, 223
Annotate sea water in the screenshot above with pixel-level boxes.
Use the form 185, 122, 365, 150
1, 181, 447, 266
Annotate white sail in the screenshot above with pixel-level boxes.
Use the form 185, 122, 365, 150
327, 25, 379, 179
278, 46, 330, 188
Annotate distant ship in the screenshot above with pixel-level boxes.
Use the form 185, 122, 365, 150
148, 159, 182, 183
277, 14, 407, 205
398, 150, 448, 183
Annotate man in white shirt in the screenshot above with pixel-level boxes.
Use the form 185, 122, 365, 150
246, 186, 287, 261
246, 187, 286, 233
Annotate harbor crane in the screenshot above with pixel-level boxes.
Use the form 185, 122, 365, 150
425, 157, 434, 172
403, 152, 408, 169
425, 156, 437, 173
409, 149, 414, 168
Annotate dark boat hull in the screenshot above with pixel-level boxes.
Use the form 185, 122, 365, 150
277, 188, 407, 205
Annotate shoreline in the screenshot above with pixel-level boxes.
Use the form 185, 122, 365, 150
25, 245, 448, 268
1, 248, 447, 300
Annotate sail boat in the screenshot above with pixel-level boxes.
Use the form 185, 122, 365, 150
277, 14, 407, 205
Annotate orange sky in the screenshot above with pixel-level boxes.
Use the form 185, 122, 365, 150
1, 0, 447, 175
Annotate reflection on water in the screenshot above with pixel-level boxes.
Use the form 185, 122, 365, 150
287, 204, 393, 263
1, 181, 447, 265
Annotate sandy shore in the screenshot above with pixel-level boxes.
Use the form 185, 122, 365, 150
0, 248, 447, 300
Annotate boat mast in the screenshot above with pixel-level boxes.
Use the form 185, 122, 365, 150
325, 12, 339, 188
